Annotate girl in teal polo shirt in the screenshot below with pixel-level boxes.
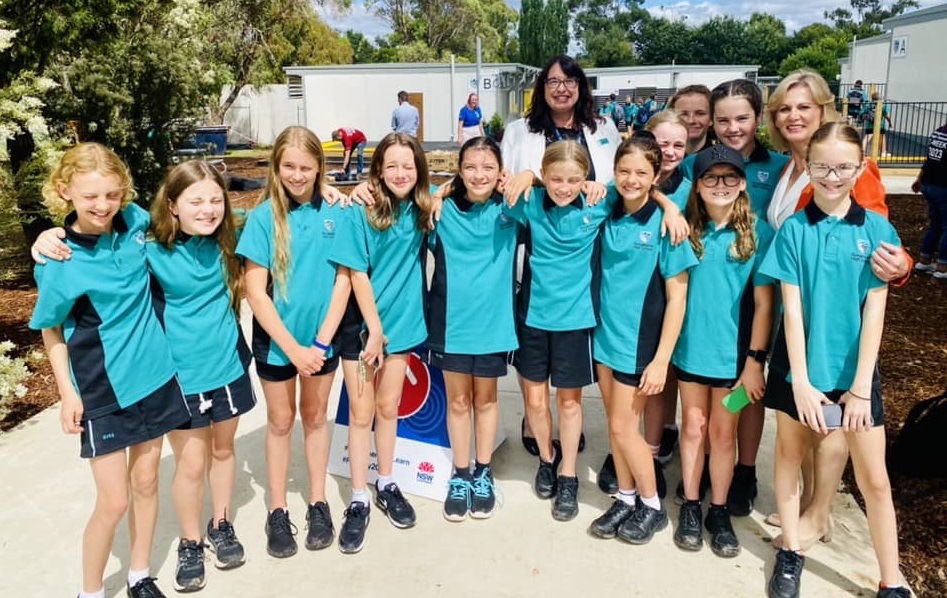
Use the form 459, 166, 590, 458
237, 126, 352, 559
504, 140, 614, 522
328, 132, 434, 552
590, 135, 696, 544
147, 161, 256, 590
672, 145, 775, 559
427, 137, 519, 522
759, 123, 907, 598
30, 143, 190, 598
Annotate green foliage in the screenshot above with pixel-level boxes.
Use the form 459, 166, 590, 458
568, 0, 648, 67
0, 341, 38, 418
344, 30, 379, 63
636, 17, 693, 64
690, 16, 749, 64
745, 13, 789, 75
825, 0, 920, 37
778, 33, 851, 82
518, 0, 569, 67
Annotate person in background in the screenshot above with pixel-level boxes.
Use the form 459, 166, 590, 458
624, 95, 640, 134
669, 85, 714, 155
457, 93, 485, 144
846, 80, 865, 125
392, 90, 420, 138
912, 120, 947, 279
331, 127, 368, 182
862, 92, 892, 158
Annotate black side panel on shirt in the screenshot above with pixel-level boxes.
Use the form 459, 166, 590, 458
426, 235, 447, 352
589, 230, 603, 324
236, 325, 252, 369
517, 225, 533, 324
251, 272, 275, 363
68, 295, 120, 417
636, 264, 668, 373
735, 281, 755, 377
149, 273, 167, 328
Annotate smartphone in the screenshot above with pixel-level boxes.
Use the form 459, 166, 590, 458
722, 386, 751, 414
822, 403, 843, 430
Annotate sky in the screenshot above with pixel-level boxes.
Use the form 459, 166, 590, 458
318, 0, 942, 46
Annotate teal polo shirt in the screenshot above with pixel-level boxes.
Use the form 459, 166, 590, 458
236, 195, 344, 366
29, 204, 177, 418
427, 193, 519, 354
503, 186, 614, 331
328, 200, 427, 353
758, 201, 900, 392
594, 199, 698, 374
659, 168, 693, 211
681, 142, 790, 218
147, 236, 246, 394
673, 217, 775, 379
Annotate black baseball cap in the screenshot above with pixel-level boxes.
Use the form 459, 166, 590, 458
693, 145, 745, 180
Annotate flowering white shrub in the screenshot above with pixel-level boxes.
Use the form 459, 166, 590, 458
0, 341, 33, 418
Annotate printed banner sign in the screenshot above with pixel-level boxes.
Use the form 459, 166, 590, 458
328, 348, 506, 501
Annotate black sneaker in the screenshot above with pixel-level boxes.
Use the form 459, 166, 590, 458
376, 482, 417, 528
470, 466, 497, 519
339, 502, 370, 554
305, 501, 335, 550
521, 417, 539, 456
589, 499, 635, 539
876, 585, 912, 597
443, 474, 471, 522
173, 538, 206, 592
674, 501, 704, 551
597, 454, 618, 494
552, 475, 579, 521
264, 508, 298, 558
727, 464, 758, 517
534, 441, 562, 499
127, 577, 167, 598
206, 517, 246, 569
656, 427, 679, 464
654, 458, 667, 499
705, 504, 741, 558
617, 499, 669, 545
768, 549, 805, 598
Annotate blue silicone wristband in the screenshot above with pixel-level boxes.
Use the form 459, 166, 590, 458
312, 339, 331, 352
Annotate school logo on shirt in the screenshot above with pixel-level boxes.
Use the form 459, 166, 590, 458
134, 231, 145, 245
757, 171, 770, 184
634, 229, 655, 251
851, 238, 872, 263
639, 231, 652, 244
498, 213, 516, 229
322, 219, 336, 238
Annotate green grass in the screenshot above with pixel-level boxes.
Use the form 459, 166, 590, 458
225, 148, 270, 159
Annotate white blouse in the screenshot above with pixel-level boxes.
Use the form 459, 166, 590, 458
768, 163, 810, 230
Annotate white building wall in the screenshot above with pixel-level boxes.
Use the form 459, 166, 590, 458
221, 85, 303, 146
845, 35, 891, 89
588, 65, 758, 94
885, 16, 947, 102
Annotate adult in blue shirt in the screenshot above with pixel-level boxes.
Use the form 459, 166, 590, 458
457, 93, 485, 144
391, 90, 420, 138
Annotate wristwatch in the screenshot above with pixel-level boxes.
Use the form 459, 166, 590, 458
746, 349, 767, 364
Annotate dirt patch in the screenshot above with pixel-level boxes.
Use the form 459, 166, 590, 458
2, 161, 944, 595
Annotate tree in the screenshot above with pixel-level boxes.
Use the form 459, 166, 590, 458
744, 13, 790, 75
203, 0, 353, 123
778, 33, 850, 81
636, 16, 694, 64
825, 0, 920, 36
568, 0, 648, 67
518, 0, 569, 67
689, 16, 749, 65
344, 30, 379, 63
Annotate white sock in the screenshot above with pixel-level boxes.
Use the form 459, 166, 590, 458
79, 589, 106, 598
127, 568, 150, 587
648, 444, 660, 455
618, 488, 637, 506
352, 488, 370, 506
376, 475, 394, 490
640, 493, 662, 511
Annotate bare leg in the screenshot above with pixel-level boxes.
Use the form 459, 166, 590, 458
773, 412, 809, 552
444, 371, 474, 470
472, 377, 499, 464
342, 359, 374, 491
678, 381, 710, 501
557, 387, 583, 477
127, 437, 164, 572
373, 354, 409, 478
261, 378, 298, 510
168, 428, 209, 541
708, 387, 738, 506
209, 418, 240, 522
609, 378, 655, 497
298, 372, 336, 504
523, 377, 554, 461
83, 450, 131, 593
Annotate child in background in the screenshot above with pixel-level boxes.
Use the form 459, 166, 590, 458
237, 126, 351, 558
504, 140, 613, 522
760, 123, 908, 598
30, 143, 190, 598
328, 132, 434, 553
427, 136, 519, 521
590, 135, 695, 544
672, 145, 774, 558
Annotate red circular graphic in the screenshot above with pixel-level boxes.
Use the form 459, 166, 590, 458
397, 352, 431, 418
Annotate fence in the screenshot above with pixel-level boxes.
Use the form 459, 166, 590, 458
849, 101, 947, 165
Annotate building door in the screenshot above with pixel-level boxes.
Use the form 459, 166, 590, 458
408, 92, 424, 142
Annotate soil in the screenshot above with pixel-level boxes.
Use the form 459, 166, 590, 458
2, 157, 945, 595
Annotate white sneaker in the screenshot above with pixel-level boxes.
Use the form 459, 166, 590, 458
915, 262, 937, 274
933, 270, 947, 280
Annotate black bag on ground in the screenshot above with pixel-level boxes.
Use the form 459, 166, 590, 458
888, 391, 947, 479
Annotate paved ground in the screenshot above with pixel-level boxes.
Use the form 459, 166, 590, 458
1, 173, 919, 597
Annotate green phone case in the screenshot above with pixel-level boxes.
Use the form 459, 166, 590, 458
722, 385, 751, 414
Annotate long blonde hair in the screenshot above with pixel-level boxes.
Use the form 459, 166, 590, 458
150, 161, 244, 313
259, 126, 327, 297
685, 173, 757, 262
540, 140, 590, 178
366, 132, 433, 232
41, 143, 137, 220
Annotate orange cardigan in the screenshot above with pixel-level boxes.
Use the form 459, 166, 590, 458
789, 159, 912, 286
